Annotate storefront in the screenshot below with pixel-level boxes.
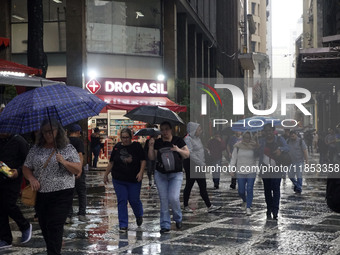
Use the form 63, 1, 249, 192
86, 77, 186, 167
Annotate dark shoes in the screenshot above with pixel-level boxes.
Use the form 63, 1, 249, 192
160, 228, 170, 234
119, 227, 128, 233
230, 184, 236, 189
176, 221, 182, 229
21, 224, 32, 244
214, 185, 219, 189
266, 210, 272, 219
136, 216, 143, 227
272, 213, 278, 220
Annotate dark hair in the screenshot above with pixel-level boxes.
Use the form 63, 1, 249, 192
160, 121, 172, 130
263, 123, 275, 131
120, 128, 132, 138
94, 127, 100, 133
289, 130, 297, 135
37, 118, 69, 149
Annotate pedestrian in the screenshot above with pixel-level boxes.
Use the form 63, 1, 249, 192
183, 122, 221, 213
227, 131, 242, 189
282, 129, 290, 141
148, 121, 189, 234
207, 131, 226, 189
23, 118, 82, 255
0, 133, 32, 249
304, 130, 314, 154
230, 132, 259, 216
90, 127, 102, 168
313, 131, 319, 152
103, 128, 146, 233
66, 124, 88, 224
325, 128, 337, 163
258, 124, 289, 220
318, 131, 328, 164
144, 134, 158, 189
286, 130, 308, 194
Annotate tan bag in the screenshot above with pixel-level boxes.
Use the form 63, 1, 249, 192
21, 184, 37, 206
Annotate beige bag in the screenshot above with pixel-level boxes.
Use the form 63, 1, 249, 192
21, 185, 37, 206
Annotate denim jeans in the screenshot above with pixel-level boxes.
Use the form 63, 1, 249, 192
237, 173, 256, 209
154, 171, 183, 229
91, 145, 101, 168
289, 162, 303, 192
262, 178, 281, 215
112, 179, 143, 228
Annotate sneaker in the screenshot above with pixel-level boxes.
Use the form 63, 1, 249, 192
21, 224, 32, 244
183, 206, 194, 213
214, 184, 219, 189
0, 240, 12, 249
136, 216, 143, 227
78, 215, 89, 222
160, 228, 170, 234
65, 217, 73, 224
207, 205, 221, 213
266, 210, 272, 219
119, 227, 128, 233
230, 184, 236, 190
246, 208, 252, 216
273, 213, 278, 220
176, 221, 182, 229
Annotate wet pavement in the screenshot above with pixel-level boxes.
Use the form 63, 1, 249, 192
2, 154, 340, 254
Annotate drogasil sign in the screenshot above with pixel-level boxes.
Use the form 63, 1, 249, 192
86, 78, 168, 96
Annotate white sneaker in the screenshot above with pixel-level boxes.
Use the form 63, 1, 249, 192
246, 208, 252, 216
207, 205, 221, 213
183, 206, 194, 213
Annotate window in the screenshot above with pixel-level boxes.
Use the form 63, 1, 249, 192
251, 3, 256, 15
11, 0, 66, 53
251, 41, 256, 52
86, 0, 161, 56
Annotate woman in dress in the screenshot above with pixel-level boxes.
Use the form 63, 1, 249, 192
23, 118, 82, 255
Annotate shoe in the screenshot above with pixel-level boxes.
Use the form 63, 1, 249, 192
136, 216, 143, 227
160, 228, 170, 234
21, 224, 32, 244
65, 217, 73, 224
78, 215, 89, 222
246, 208, 252, 216
295, 189, 302, 194
207, 205, 221, 213
151, 184, 157, 189
183, 206, 194, 213
214, 185, 219, 189
0, 240, 12, 249
230, 184, 236, 189
176, 221, 182, 229
272, 213, 278, 220
266, 210, 272, 219
119, 227, 128, 233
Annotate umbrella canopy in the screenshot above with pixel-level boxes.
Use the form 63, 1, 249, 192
134, 128, 161, 137
231, 116, 281, 132
0, 84, 107, 134
124, 106, 184, 125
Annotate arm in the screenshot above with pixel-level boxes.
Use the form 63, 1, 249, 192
184, 137, 203, 165
278, 136, 289, 152
229, 148, 238, 167
23, 166, 40, 191
56, 153, 82, 175
172, 145, 190, 159
303, 149, 309, 164
104, 161, 113, 185
75, 152, 84, 178
136, 160, 146, 182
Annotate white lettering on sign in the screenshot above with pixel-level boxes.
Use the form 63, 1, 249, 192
104, 81, 167, 95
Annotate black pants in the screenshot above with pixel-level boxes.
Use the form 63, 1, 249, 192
262, 178, 281, 215
183, 159, 211, 208
36, 188, 74, 255
0, 179, 30, 245
68, 171, 87, 217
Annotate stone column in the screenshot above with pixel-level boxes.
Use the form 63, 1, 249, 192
188, 25, 197, 79
196, 33, 203, 77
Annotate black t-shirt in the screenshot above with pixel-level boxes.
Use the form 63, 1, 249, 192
91, 135, 101, 149
69, 137, 85, 155
154, 136, 186, 173
110, 142, 145, 183
0, 135, 29, 184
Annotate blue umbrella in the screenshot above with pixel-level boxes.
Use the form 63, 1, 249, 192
0, 84, 107, 134
231, 116, 281, 132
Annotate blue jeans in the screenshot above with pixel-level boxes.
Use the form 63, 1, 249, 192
154, 171, 183, 229
91, 145, 101, 168
262, 178, 281, 215
112, 179, 143, 228
289, 162, 303, 192
237, 173, 256, 208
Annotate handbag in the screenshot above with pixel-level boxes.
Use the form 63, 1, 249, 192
21, 149, 56, 206
21, 185, 37, 206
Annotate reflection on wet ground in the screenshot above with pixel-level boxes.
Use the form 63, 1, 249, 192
3, 156, 340, 254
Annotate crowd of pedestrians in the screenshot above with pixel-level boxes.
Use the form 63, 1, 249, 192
1, 116, 339, 254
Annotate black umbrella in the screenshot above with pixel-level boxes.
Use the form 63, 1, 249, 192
134, 128, 161, 137
124, 106, 184, 125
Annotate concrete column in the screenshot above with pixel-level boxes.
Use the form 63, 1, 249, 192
66, 0, 86, 88
163, 0, 177, 101
204, 41, 210, 78
209, 47, 216, 78
188, 25, 197, 79
0, 0, 11, 60
196, 33, 203, 77
177, 13, 188, 82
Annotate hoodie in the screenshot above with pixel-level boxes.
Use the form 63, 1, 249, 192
184, 122, 205, 166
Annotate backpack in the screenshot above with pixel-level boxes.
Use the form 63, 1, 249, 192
326, 178, 340, 213
156, 141, 183, 173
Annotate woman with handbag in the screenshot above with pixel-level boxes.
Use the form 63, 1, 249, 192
103, 128, 146, 233
23, 118, 82, 255
148, 121, 190, 234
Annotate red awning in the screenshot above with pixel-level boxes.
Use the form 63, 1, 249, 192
0, 37, 10, 48
97, 95, 187, 112
0, 59, 42, 76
